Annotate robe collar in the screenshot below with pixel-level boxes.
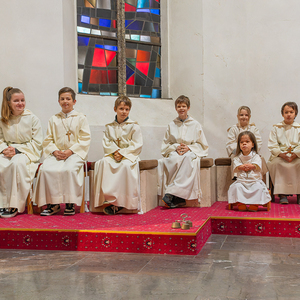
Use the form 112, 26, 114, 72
10, 109, 32, 118
273, 121, 300, 128
174, 115, 194, 124
108, 117, 137, 126
115, 115, 129, 124
57, 110, 79, 118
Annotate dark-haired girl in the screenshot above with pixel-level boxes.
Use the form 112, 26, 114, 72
228, 131, 271, 211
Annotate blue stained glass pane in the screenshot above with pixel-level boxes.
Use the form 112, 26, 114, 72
81, 16, 90, 24
100, 92, 111, 96
125, 20, 131, 27
99, 19, 111, 27
137, 0, 149, 8
151, 9, 160, 15
136, 9, 150, 12
153, 23, 159, 32
155, 68, 161, 78
126, 20, 144, 30
126, 65, 134, 80
78, 36, 89, 46
78, 82, 82, 93
104, 45, 118, 51
95, 44, 105, 49
140, 94, 151, 98
131, 35, 140, 41
152, 89, 161, 98
111, 93, 118, 96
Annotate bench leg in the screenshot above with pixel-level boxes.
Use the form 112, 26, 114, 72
26, 191, 33, 215
80, 176, 85, 213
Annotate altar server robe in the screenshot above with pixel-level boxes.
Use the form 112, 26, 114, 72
267, 121, 300, 194
33, 110, 91, 206
0, 109, 43, 212
226, 123, 262, 157
158, 116, 208, 201
228, 152, 270, 205
93, 118, 143, 210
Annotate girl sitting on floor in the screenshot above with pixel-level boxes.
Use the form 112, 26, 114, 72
228, 131, 271, 212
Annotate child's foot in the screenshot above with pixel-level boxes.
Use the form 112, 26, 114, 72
162, 193, 174, 208
64, 203, 75, 216
1, 208, 18, 218
170, 196, 186, 208
237, 203, 247, 211
248, 205, 258, 212
40, 204, 61, 216
279, 195, 289, 204
103, 205, 123, 215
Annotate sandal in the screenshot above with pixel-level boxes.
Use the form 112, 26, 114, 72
103, 205, 124, 215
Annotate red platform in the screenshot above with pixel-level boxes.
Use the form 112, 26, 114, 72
1, 197, 300, 255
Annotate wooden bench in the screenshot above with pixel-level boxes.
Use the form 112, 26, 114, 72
88, 160, 158, 214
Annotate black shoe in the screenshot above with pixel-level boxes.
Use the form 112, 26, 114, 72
40, 204, 61, 216
1, 208, 18, 218
0, 208, 5, 215
64, 203, 75, 216
103, 205, 124, 215
162, 194, 173, 208
170, 196, 186, 208
279, 195, 289, 204
297, 195, 300, 205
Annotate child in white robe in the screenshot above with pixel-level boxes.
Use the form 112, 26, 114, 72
226, 106, 262, 157
0, 86, 43, 218
267, 102, 300, 204
158, 95, 209, 208
228, 131, 271, 211
93, 96, 143, 215
33, 87, 91, 216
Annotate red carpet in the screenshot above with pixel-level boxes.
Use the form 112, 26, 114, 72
1, 197, 300, 255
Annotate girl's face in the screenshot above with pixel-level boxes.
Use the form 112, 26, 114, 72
9, 92, 26, 116
237, 109, 250, 127
239, 134, 254, 156
282, 105, 296, 125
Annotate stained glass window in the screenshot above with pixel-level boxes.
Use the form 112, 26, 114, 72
77, 0, 161, 98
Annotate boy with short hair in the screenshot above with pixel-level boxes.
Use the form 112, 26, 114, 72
93, 95, 143, 215
33, 87, 91, 216
158, 95, 209, 208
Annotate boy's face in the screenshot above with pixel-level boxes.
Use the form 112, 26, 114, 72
237, 109, 250, 127
59, 92, 76, 114
282, 105, 296, 125
114, 102, 130, 123
176, 102, 190, 120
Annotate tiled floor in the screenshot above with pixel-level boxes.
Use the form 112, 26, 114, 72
1, 234, 300, 300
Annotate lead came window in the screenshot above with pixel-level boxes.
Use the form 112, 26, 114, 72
77, 0, 161, 98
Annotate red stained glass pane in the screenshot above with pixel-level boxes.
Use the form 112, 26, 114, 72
125, 3, 136, 12
126, 74, 135, 85
136, 50, 150, 62
136, 62, 149, 75
108, 70, 117, 83
92, 48, 106, 67
105, 50, 116, 66
90, 69, 108, 84
112, 20, 117, 28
